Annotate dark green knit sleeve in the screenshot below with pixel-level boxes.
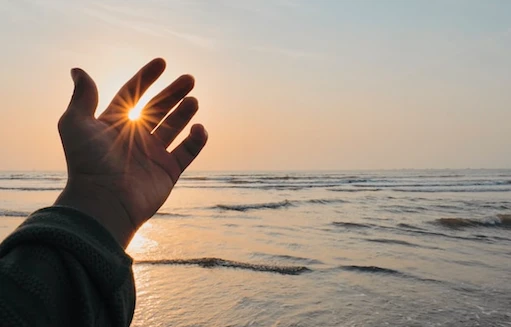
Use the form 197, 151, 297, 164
0, 206, 135, 327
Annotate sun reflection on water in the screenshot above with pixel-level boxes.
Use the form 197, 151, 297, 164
127, 222, 159, 255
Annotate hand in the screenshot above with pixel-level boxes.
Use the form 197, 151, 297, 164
55, 58, 208, 248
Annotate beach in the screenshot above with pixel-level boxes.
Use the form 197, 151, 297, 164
1, 170, 510, 326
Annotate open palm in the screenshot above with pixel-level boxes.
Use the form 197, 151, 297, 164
56, 58, 207, 247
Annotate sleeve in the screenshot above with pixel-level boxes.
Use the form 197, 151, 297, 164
0, 206, 136, 327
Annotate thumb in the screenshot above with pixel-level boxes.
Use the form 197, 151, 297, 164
66, 68, 99, 117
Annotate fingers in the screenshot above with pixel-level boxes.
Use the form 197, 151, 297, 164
152, 97, 199, 146
99, 58, 166, 126
64, 68, 99, 118
142, 75, 195, 131
166, 124, 208, 182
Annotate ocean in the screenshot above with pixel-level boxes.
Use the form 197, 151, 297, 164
1, 170, 510, 326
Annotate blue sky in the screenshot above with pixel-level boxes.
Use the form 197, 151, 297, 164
1, 0, 510, 170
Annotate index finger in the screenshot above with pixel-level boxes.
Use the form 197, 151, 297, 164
99, 58, 166, 127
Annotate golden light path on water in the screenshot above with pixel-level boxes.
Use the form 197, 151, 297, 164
1, 170, 511, 326
127, 222, 158, 255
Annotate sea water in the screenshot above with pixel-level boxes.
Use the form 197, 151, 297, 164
1, 170, 510, 326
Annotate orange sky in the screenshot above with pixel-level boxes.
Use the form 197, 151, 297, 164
1, 0, 510, 171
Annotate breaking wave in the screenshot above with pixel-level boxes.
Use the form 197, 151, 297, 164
250, 252, 324, 265
307, 198, 347, 205
214, 200, 294, 212
433, 215, 511, 229
0, 209, 31, 217
135, 258, 311, 275
213, 198, 347, 212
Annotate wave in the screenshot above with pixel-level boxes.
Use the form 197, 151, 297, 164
456, 199, 511, 210
180, 183, 345, 191
365, 238, 420, 247
392, 188, 511, 193
0, 209, 188, 218
229, 175, 366, 182
396, 227, 494, 242
227, 179, 252, 184
339, 265, 403, 275
250, 252, 324, 265
332, 221, 370, 228
381, 205, 427, 213
396, 223, 424, 230
329, 188, 381, 192
353, 181, 511, 188
0, 209, 30, 217
487, 235, 511, 242
154, 212, 190, 218
411, 174, 465, 178
181, 174, 369, 185
255, 183, 353, 190
135, 258, 311, 275
179, 179, 511, 192
214, 200, 293, 212
180, 176, 209, 181
372, 224, 495, 243
213, 198, 347, 212
0, 174, 65, 181
0, 186, 63, 191
337, 265, 441, 284
432, 215, 511, 229
307, 198, 347, 205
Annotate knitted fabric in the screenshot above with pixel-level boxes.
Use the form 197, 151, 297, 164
0, 206, 135, 326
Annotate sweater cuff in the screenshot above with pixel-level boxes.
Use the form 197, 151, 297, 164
0, 206, 135, 324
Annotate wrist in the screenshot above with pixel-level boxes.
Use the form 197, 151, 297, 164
54, 177, 136, 248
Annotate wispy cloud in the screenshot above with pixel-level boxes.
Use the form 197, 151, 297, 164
81, 1, 216, 49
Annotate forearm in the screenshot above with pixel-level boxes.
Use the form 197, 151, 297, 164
0, 207, 135, 326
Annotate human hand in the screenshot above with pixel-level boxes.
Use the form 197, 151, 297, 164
55, 58, 208, 248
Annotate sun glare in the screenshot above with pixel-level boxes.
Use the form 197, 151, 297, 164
128, 99, 147, 121
126, 222, 157, 255
128, 108, 142, 121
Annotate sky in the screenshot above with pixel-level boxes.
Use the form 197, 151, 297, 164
0, 0, 510, 171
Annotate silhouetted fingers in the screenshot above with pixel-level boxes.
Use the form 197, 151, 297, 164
142, 75, 195, 131
152, 97, 199, 146
99, 58, 166, 127
64, 68, 98, 119
166, 124, 208, 182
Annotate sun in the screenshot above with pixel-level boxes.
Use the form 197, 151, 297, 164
127, 95, 150, 121
128, 109, 142, 121
128, 99, 148, 121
